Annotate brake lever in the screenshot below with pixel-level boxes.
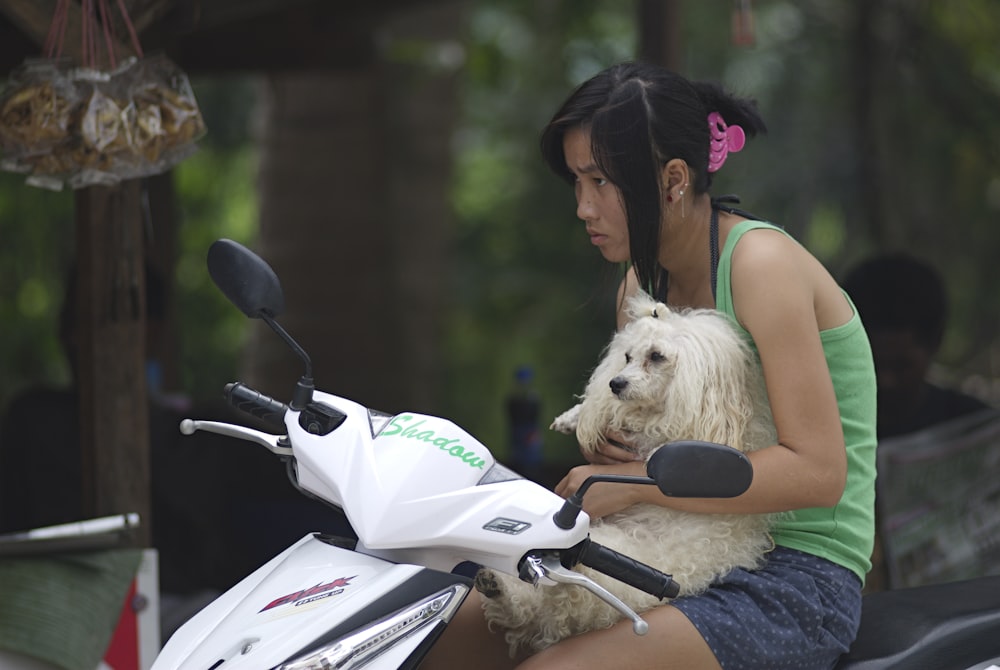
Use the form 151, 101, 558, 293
179, 419, 292, 457
521, 554, 649, 636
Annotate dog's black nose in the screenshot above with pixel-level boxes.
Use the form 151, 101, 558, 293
609, 377, 628, 396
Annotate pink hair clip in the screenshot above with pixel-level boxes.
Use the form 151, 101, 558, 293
707, 111, 746, 173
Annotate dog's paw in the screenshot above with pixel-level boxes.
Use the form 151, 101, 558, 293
474, 569, 503, 599
550, 404, 582, 434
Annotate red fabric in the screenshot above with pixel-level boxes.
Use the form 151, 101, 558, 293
102, 580, 139, 670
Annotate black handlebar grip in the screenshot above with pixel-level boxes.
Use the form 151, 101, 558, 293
224, 382, 288, 428
577, 540, 680, 600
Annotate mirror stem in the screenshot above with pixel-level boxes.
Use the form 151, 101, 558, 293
262, 313, 314, 410
552, 475, 658, 529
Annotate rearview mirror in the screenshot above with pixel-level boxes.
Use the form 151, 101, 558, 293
207, 238, 285, 319
646, 440, 752, 498
552, 439, 754, 530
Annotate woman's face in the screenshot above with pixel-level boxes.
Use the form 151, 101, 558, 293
563, 126, 630, 264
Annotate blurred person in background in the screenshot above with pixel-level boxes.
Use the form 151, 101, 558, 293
842, 253, 990, 442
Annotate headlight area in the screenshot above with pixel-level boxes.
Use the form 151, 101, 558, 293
275, 583, 470, 669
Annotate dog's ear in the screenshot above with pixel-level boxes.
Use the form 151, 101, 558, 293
625, 291, 671, 321
635, 301, 670, 320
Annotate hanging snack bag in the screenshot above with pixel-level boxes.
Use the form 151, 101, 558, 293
0, 1, 207, 190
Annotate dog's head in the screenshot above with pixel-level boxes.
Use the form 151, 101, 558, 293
574, 292, 773, 458
605, 298, 678, 404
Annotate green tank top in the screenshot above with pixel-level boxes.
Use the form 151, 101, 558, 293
715, 220, 877, 583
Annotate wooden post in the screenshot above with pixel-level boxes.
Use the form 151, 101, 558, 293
144, 173, 180, 392
74, 181, 151, 548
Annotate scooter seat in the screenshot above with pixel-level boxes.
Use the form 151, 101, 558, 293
835, 575, 1000, 670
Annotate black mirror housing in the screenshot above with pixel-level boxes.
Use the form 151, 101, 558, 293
646, 440, 753, 498
207, 238, 286, 319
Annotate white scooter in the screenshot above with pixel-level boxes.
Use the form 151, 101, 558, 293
153, 239, 1000, 670
151, 239, 751, 669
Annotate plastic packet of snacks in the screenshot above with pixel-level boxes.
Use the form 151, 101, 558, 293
0, 54, 206, 190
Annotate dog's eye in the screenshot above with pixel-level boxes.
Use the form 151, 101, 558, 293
649, 351, 666, 363
624, 353, 632, 363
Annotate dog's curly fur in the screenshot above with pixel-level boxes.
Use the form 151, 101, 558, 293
478, 292, 778, 657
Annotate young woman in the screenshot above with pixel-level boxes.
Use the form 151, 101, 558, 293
423, 61, 877, 670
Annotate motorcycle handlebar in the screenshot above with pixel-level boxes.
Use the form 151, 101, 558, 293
574, 539, 680, 600
224, 382, 288, 429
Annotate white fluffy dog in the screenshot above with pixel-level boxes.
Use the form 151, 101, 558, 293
477, 292, 778, 657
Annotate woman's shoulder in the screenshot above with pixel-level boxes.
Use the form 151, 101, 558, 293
728, 218, 850, 330
727, 219, 802, 270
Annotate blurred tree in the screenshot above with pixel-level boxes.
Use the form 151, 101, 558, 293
443, 0, 1000, 468
0, 177, 73, 409
691, 1, 1000, 396
0, 76, 260, 409
2, 0, 999, 468
172, 76, 260, 401
245, 1, 465, 414
444, 0, 638, 467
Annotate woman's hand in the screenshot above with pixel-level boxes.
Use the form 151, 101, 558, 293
583, 432, 644, 465
555, 461, 646, 519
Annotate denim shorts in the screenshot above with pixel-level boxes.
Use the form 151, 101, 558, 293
672, 546, 862, 670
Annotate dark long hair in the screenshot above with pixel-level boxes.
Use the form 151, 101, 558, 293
540, 61, 766, 300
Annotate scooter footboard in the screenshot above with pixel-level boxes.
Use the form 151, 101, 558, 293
154, 533, 472, 669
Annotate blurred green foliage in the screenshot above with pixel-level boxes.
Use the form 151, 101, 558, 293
0, 175, 74, 406
0, 77, 260, 408
444, 0, 1000, 459
443, 0, 639, 464
2, 0, 999, 460
170, 76, 260, 401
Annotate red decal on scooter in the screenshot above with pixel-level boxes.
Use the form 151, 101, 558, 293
259, 576, 356, 612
